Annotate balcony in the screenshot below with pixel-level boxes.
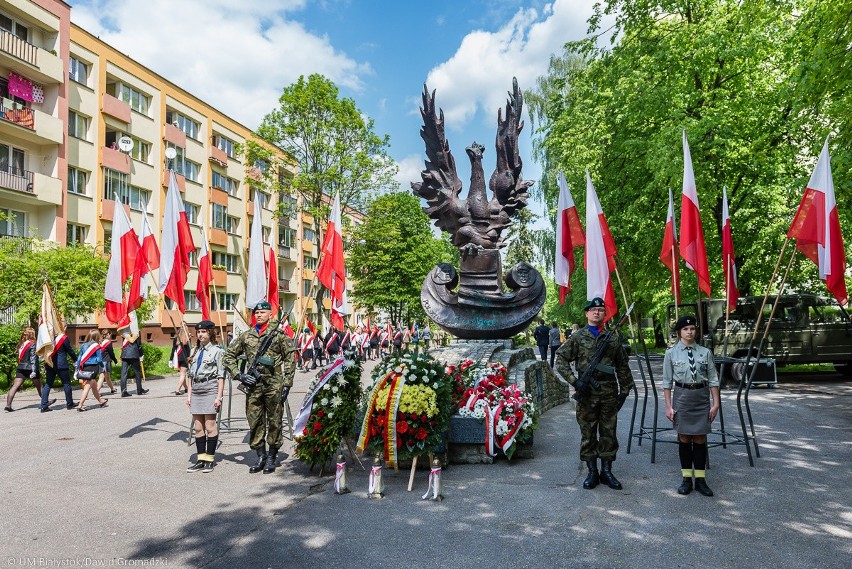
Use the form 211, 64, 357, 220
101, 93, 131, 123
209, 228, 228, 247
102, 145, 131, 174
0, 167, 33, 194
212, 268, 228, 287
209, 146, 227, 167
210, 186, 229, 206
246, 166, 262, 182
0, 30, 63, 84
100, 199, 132, 222
0, 103, 63, 145
164, 122, 186, 148
279, 279, 291, 292
163, 170, 186, 192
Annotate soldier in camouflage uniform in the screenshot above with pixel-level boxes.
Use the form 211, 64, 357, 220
224, 301, 296, 474
555, 297, 634, 490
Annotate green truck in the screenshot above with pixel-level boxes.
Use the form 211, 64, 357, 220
668, 294, 852, 381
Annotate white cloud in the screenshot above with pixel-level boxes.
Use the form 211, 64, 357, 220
71, 0, 370, 129
421, 0, 599, 132
394, 154, 425, 191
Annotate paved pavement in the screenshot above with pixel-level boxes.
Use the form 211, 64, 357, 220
1, 359, 850, 569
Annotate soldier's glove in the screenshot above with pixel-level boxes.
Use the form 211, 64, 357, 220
617, 392, 629, 411
281, 386, 290, 403
235, 373, 257, 388
571, 377, 592, 401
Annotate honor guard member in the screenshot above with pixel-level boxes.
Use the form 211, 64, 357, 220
555, 297, 634, 490
186, 320, 225, 473
224, 301, 296, 474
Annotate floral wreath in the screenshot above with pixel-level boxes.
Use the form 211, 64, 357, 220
356, 352, 453, 467
294, 357, 363, 468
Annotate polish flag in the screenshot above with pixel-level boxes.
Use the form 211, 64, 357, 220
331, 289, 348, 330
36, 282, 63, 366
316, 192, 346, 304
659, 188, 681, 304
266, 232, 279, 317
787, 137, 848, 307
105, 198, 141, 322
246, 195, 266, 310
721, 186, 740, 312
127, 210, 160, 313
584, 171, 618, 322
555, 172, 585, 304
680, 131, 711, 296
158, 172, 195, 312
195, 226, 213, 319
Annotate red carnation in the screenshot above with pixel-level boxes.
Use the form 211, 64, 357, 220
415, 427, 428, 440
421, 414, 428, 423
302, 428, 309, 435
313, 421, 323, 432
397, 421, 409, 434
317, 409, 325, 418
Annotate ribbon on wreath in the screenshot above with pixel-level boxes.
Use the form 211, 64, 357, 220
355, 370, 407, 468
421, 464, 443, 500
293, 357, 345, 437
356, 373, 392, 453
497, 408, 525, 453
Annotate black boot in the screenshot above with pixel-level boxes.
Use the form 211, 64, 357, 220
583, 460, 599, 489
249, 447, 267, 473
600, 460, 623, 490
677, 477, 693, 495
263, 447, 279, 474
694, 478, 714, 497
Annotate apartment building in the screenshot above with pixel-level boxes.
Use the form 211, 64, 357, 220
0, 0, 360, 343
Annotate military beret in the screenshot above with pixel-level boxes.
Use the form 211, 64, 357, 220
673, 315, 698, 331
195, 320, 215, 331
584, 297, 606, 311
253, 301, 272, 312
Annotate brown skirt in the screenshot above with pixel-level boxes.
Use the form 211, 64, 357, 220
673, 386, 711, 435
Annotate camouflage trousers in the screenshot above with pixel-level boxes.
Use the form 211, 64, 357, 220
575, 381, 620, 461
246, 376, 285, 450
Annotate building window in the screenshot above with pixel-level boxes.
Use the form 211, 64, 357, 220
67, 223, 88, 245
303, 226, 316, 242
188, 248, 199, 268
0, 207, 26, 237
213, 134, 236, 158
211, 204, 239, 234
211, 251, 239, 273
184, 202, 200, 225
116, 83, 149, 115
262, 226, 271, 242
166, 143, 199, 182
212, 293, 239, 311
67, 167, 88, 195
250, 188, 271, 209
166, 110, 200, 140
0, 14, 28, 41
106, 130, 149, 163
68, 111, 88, 140
69, 57, 88, 85
303, 279, 311, 297
279, 227, 296, 247
102, 168, 128, 202
183, 290, 201, 312
304, 256, 317, 270
211, 171, 238, 196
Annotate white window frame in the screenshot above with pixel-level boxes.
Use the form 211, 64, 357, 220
67, 166, 88, 195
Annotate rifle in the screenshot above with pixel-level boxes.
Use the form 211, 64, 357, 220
572, 303, 634, 404
235, 313, 286, 396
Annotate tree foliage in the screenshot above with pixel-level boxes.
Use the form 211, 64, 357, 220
349, 193, 454, 324
528, 0, 851, 322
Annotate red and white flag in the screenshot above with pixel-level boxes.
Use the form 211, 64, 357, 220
316, 192, 346, 305
158, 171, 195, 312
787, 137, 848, 307
195, 224, 213, 319
584, 171, 618, 322
659, 188, 681, 304
246, 195, 267, 310
721, 186, 740, 312
127, 210, 160, 313
266, 232, 279, 317
555, 172, 585, 304
105, 198, 141, 322
331, 289, 348, 330
36, 282, 63, 366
679, 131, 711, 296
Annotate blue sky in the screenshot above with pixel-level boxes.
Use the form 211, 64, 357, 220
71, 0, 606, 225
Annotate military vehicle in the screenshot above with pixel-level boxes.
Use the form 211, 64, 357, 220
668, 294, 852, 381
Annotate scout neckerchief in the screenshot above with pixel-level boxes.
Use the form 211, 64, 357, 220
18, 340, 33, 362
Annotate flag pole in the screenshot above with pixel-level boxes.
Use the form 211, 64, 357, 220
750, 237, 790, 341
200, 219, 227, 346
671, 245, 679, 322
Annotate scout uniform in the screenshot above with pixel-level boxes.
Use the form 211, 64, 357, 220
186, 320, 225, 473
555, 297, 634, 490
223, 301, 296, 474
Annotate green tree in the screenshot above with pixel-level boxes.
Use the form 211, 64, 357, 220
256, 74, 398, 317
528, 0, 850, 324
504, 208, 538, 268
348, 193, 453, 324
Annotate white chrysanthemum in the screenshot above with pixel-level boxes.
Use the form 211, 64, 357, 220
328, 411, 334, 418
394, 366, 403, 373
331, 385, 339, 393
320, 397, 329, 406
337, 376, 348, 387
322, 383, 331, 391
331, 396, 343, 408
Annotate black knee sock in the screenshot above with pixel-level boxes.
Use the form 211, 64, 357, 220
206, 435, 218, 457
195, 435, 207, 458
693, 442, 708, 474
679, 441, 693, 478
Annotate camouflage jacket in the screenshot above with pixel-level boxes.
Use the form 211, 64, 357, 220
554, 326, 633, 392
223, 324, 297, 387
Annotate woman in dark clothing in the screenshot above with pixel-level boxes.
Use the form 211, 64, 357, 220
97, 329, 117, 394
171, 327, 191, 395
40, 330, 77, 411
5, 327, 45, 412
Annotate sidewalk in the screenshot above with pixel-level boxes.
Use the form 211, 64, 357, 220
1, 363, 850, 568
